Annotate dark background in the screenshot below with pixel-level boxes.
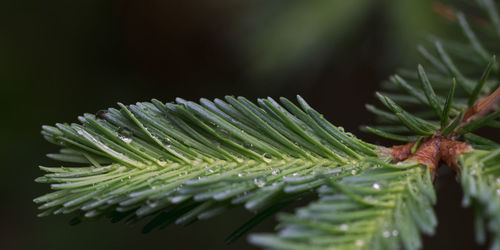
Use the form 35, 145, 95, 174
0, 0, 489, 249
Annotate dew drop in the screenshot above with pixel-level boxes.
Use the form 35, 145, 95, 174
238, 173, 243, 177
351, 170, 357, 175
383, 231, 391, 238
146, 200, 157, 208
392, 230, 399, 237
340, 224, 349, 231
254, 178, 266, 187
496, 189, 500, 196
355, 240, 364, 247
372, 183, 380, 190
161, 137, 172, 145
119, 135, 132, 143
272, 169, 281, 176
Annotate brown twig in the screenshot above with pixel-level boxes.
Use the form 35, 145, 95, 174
432, 2, 491, 27
463, 85, 500, 123
391, 136, 472, 179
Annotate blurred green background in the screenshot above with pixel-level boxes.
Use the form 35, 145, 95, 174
0, 0, 487, 249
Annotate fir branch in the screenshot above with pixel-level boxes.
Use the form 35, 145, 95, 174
250, 163, 436, 250
35, 96, 379, 229
33, 1, 500, 249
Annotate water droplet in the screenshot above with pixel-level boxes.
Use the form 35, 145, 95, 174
355, 240, 364, 247
392, 230, 399, 237
263, 153, 272, 159
292, 172, 298, 177
496, 189, 500, 196
161, 137, 172, 145
118, 135, 132, 143
372, 183, 380, 190
383, 231, 391, 238
146, 200, 157, 208
351, 170, 357, 175
208, 169, 214, 173
238, 173, 243, 177
272, 169, 280, 176
340, 224, 349, 231
139, 147, 146, 152
243, 142, 253, 149
254, 178, 266, 187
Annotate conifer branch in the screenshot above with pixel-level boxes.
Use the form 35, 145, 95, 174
35, 96, 379, 229
250, 163, 436, 250
33, 1, 500, 249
